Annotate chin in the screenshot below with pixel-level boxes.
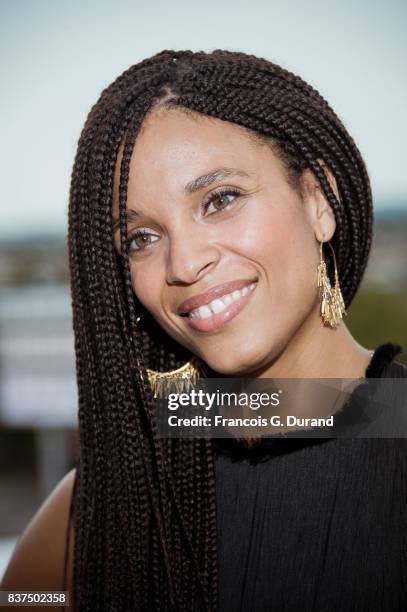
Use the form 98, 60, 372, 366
202, 345, 273, 377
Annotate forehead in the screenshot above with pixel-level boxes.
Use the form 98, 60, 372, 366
133, 106, 263, 161
111, 108, 291, 225
113, 107, 280, 191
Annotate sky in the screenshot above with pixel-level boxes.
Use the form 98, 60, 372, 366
1, 0, 406, 237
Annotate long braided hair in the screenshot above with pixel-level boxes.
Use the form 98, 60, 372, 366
66, 49, 373, 610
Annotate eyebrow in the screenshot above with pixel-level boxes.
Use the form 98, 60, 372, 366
112, 166, 251, 233
184, 166, 251, 194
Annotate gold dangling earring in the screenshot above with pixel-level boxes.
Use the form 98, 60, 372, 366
317, 240, 346, 328
135, 313, 208, 398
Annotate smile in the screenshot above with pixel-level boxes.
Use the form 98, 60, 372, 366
182, 281, 257, 333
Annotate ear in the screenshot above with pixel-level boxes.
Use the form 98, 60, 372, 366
300, 159, 338, 243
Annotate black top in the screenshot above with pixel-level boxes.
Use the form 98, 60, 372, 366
214, 343, 407, 612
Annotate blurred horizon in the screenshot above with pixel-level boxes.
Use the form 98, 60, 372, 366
0, 200, 405, 243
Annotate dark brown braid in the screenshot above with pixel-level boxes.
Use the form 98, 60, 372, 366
65, 48, 373, 610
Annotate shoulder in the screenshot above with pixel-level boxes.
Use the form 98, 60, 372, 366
0, 467, 76, 599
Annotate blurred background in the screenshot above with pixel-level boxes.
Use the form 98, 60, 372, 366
1, 0, 406, 581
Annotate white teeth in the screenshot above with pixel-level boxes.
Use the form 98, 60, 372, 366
210, 298, 227, 314
188, 282, 257, 319
196, 304, 212, 319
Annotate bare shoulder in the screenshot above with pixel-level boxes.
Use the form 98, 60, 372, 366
0, 467, 76, 600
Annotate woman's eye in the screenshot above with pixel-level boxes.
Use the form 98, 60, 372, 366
202, 189, 241, 216
127, 229, 159, 253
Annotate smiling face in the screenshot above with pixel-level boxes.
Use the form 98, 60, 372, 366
112, 106, 336, 376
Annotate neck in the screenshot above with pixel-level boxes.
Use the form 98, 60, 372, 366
249, 312, 373, 379
233, 316, 374, 445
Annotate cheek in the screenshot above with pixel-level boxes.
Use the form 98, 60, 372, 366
249, 205, 317, 300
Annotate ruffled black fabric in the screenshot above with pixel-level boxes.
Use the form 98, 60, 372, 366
365, 341, 403, 377
213, 342, 405, 465
215, 342, 407, 611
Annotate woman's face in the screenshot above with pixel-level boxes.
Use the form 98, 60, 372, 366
113, 107, 335, 376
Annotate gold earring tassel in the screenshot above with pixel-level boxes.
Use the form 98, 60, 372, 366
317, 259, 328, 289
146, 356, 207, 399
133, 314, 208, 398
317, 241, 347, 328
333, 268, 346, 315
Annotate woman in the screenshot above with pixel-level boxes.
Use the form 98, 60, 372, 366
2, 49, 406, 611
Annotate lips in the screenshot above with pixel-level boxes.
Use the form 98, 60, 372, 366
177, 278, 258, 315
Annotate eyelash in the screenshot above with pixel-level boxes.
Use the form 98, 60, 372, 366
125, 187, 244, 254
201, 186, 242, 215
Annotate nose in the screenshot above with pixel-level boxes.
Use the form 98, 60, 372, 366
165, 230, 220, 285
